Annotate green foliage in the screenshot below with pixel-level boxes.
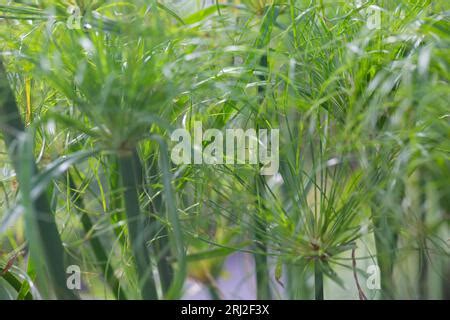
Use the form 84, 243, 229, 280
0, 0, 448, 300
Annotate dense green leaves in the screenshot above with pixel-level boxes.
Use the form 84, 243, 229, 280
0, 0, 448, 300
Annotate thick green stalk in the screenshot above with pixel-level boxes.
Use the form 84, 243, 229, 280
68, 175, 127, 299
123, 150, 174, 295
108, 156, 127, 246
0, 60, 77, 299
314, 260, 324, 300
118, 151, 157, 299
153, 136, 186, 299
146, 153, 173, 294
252, 52, 272, 300
418, 171, 428, 299
254, 176, 271, 300
253, 225, 271, 300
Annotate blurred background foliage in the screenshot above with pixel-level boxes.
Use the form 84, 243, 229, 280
0, 0, 448, 299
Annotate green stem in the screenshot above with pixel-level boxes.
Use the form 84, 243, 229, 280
0, 60, 77, 299
206, 282, 221, 300
253, 225, 271, 300
68, 175, 127, 299
314, 260, 324, 300
252, 51, 272, 300
118, 152, 157, 299
146, 153, 173, 294
108, 155, 127, 246
254, 176, 271, 300
126, 150, 175, 295
418, 171, 428, 299
153, 136, 186, 299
